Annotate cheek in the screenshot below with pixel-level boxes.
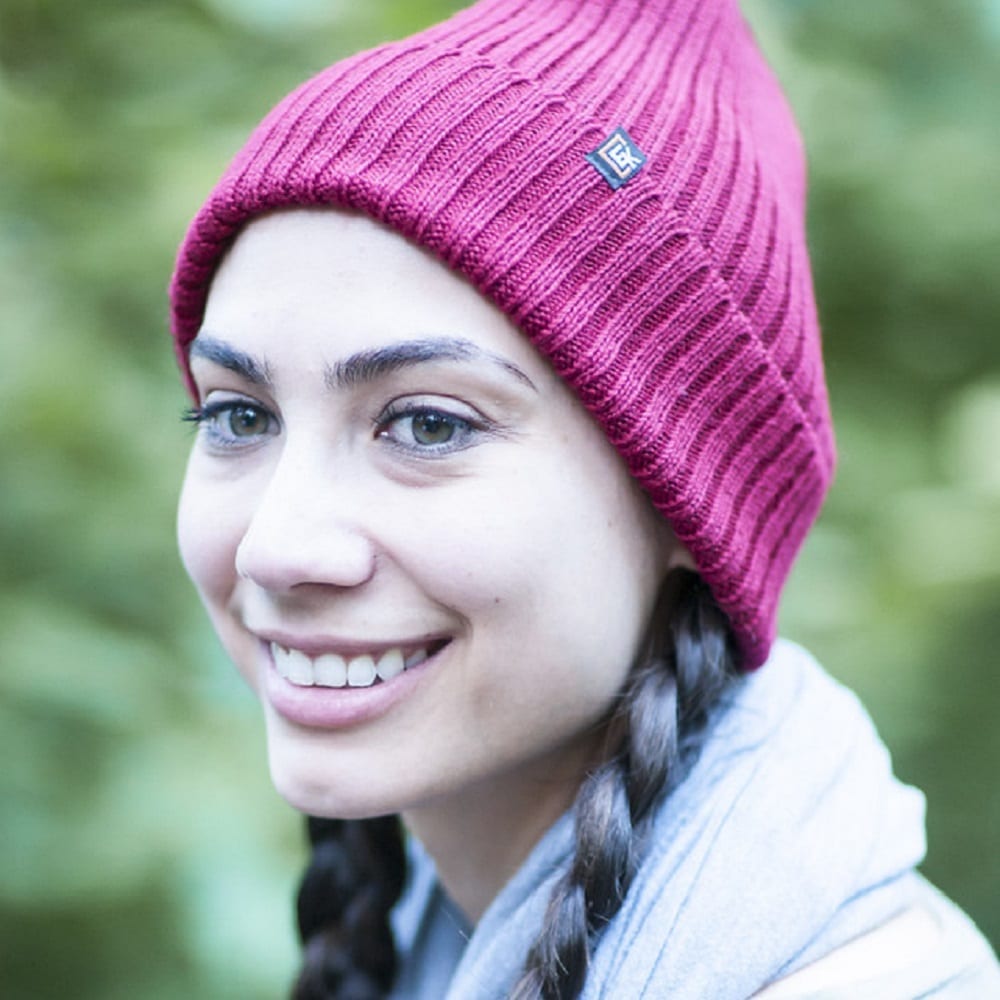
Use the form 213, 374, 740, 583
386, 441, 665, 635
396, 466, 658, 683
177, 468, 263, 690
176, 463, 244, 607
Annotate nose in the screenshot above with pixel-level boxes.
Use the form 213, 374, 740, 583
234, 448, 376, 593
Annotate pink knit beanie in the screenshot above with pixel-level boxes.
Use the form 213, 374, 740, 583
170, 0, 835, 670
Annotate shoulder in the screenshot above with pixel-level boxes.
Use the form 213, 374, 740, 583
753, 905, 938, 998
755, 879, 1000, 999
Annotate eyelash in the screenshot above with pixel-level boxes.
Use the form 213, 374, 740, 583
374, 401, 491, 456
182, 399, 278, 450
182, 398, 494, 457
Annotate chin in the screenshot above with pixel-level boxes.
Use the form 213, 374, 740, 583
263, 720, 396, 820
268, 751, 384, 820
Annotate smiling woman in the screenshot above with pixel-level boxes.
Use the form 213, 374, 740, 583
169, 1, 999, 997
178, 209, 681, 852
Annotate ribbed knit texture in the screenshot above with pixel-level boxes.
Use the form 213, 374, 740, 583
170, 0, 836, 670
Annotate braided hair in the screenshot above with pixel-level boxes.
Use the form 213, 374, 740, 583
293, 568, 740, 999
293, 815, 405, 999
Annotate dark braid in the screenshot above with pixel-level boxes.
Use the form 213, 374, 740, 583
293, 815, 406, 999
509, 569, 740, 1000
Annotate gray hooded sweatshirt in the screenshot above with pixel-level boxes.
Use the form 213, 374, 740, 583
390, 641, 1000, 998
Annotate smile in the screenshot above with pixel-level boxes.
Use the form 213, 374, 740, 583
270, 641, 444, 688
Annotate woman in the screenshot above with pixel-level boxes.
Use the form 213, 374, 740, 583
171, 0, 1000, 996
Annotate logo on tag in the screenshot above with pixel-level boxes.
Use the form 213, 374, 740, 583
586, 127, 647, 190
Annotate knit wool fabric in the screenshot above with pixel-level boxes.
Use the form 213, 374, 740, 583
170, 0, 836, 670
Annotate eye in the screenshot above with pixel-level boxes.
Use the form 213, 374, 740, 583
226, 404, 271, 438
376, 401, 488, 455
409, 411, 460, 446
183, 398, 278, 450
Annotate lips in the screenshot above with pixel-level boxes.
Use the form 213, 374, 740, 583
268, 640, 447, 688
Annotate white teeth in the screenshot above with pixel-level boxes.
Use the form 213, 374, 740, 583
347, 654, 377, 687
314, 653, 347, 688
405, 648, 429, 669
273, 645, 311, 684
271, 642, 438, 688
272, 645, 288, 677
286, 648, 314, 686
376, 648, 404, 681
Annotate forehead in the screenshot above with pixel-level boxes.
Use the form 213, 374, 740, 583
200, 208, 546, 379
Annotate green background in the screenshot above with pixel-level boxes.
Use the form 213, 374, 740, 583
1, 0, 997, 995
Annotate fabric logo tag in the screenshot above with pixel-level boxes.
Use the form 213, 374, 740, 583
586, 127, 647, 190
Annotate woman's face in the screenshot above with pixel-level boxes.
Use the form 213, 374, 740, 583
177, 209, 681, 826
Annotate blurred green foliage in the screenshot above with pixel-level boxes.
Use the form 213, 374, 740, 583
1, 0, 997, 994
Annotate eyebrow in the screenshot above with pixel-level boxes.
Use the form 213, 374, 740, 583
189, 333, 537, 393
189, 336, 273, 386
325, 337, 537, 392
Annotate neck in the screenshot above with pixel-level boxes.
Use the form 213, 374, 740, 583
402, 737, 598, 923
